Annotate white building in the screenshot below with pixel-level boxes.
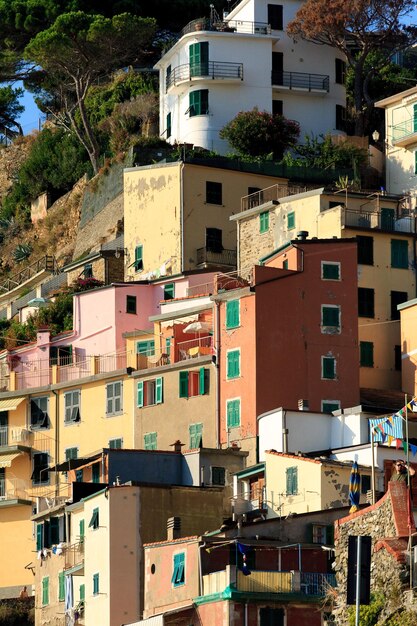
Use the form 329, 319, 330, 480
377, 86, 417, 204
155, 0, 347, 153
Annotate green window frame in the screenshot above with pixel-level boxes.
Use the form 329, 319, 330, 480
227, 349, 240, 379
415, 150, 417, 176
179, 369, 207, 398
126, 295, 137, 314
137, 377, 163, 407
58, 572, 65, 602
286, 466, 298, 495
179, 371, 189, 398
36, 523, 43, 550
93, 573, 99, 596
79, 519, 85, 542
391, 239, 408, 269
321, 262, 340, 281
189, 89, 209, 117
164, 283, 175, 300
134, 245, 143, 272
136, 340, 155, 355
321, 305, 340, 329
322, 400, 340, 413
166, 112, 171, 139
322, 356, 336, 380
226, 399, 241, 429
109, 437, 123, 449
189, 423, 203, 448
414, 103, 417, 134
42, 577, 49, 606
64, 390, 81, 424
106, 381, 123, 415
360, 341, 374, 367
79, 584, 85, 602
189, 41, 209, 76
88, 507, 99, 530
226, 299, 240, 329
144, 432, 157, 450
259, 211, 269, 233
92, 463, 100, 483
287, 211, 295, 230
65, 447, 78, 462
171, 552, 185, 587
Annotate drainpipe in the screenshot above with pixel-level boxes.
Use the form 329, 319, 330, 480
180, 162, 185, 273
52, 390, 59, 499
215, 299, 221, 449
282, 410, 288, 453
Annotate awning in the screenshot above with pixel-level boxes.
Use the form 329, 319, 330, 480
0, 398, 25, 411
48, 455, 101, 472
0, 451, 22, 467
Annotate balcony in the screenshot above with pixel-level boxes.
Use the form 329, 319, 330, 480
200, 565, 335, 600
272, 71, 329, 93
0, 425, 31, 448
167, 61, 243, 91
0, 255, 58, 299
196, 247, 237, 268
64, 542, 84, 575
343, 209, 416, 234
176, 336, 213, 361
392, 119, 417, 148
241, 183, 310, 212
0, 476, 32, 505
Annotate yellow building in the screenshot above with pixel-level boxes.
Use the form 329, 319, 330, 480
123, 160, 288, 280
232, 185, 417, 390
398, 297, 417, 396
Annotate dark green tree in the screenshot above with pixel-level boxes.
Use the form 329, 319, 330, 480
0, 85, 24, 137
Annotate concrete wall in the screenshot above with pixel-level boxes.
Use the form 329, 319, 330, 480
399, 298, 417, 396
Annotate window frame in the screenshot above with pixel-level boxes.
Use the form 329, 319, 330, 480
179, 368, 207, 398
358, 287, 375, 318
144, 432, 157, 450
357, 235, 374, 265
172, 552, 185, 587
93, 572, 100, 596
335, 58, 346, 84
126, 295, 137, 314
189, 423, 203, 448
164, 283, 175, 300
321, 400, 341, 413
89, 507, 99, 531
32, 452, 49, 486
108, 437, 123, 449
287, 211, 295, 230
227, 348, 241, 380
267, 3, 283, 30
42, 576, 49, 606
166, 111, 171, 139
391, 239, 408, 269
391, 290, 408, 321
321, 261, 340, 281
64, 390, 81, 425
259, 211, 269, 233
321, 305, 341, 332
360, 341, 374, 368
134, 245, 143, 272
106, 381, 123, 416
226, 398, 241, 429
286, 466, 298, 495
211, 466, 226, 485
30, 396, 49, 430
189, 89, 209, 117
226, 299, 240, 329
321, 355, 336, 380
137, 377, 163, 407
206, 181, 222, 205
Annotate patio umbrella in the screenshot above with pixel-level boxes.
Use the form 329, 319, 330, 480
183, 321, 211, 334
348, 461, 361, 513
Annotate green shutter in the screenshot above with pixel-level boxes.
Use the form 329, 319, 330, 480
360, 341, 374, 367
391, 239, 408, 269
42, 577, 49, 606
287, 212, 295, 229
172, 552, 185, 586
260, 211, 269, 233
286, 467, 298, 495
92, 463, 100, 483
189, 423, 203, 448
322, 357, 335, 379
50, 516, 60, 544
155, 377, 163, 404
36, 523, 43, 550
190, 42, 209, 76
322, 306, 340, 328
189, 89, 209, 116
79, 584, 85, 602
58, 572, 65, 602
199, 368, 205, 395
79, 519, 85, 542
137, 381, 144, 407
179, 371, 189, 398
326, 524, 334, 545
381, 208, 395, 230
322, 263, 340, 280
227, 399, 240, 428
226, 300, 239, 329
144, 432, 157, 450
93, 573, 99, 595
134, 245, 143, 271
227, 350, 240, 379
166, 112, 171, 139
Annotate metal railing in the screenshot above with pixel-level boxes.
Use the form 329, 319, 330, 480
0, 477, 30, 501
167, 61, 243, 89
64, 542, 84, 570
0, 425, 31, 447
176, 336, 213, 361
186, 281, 215, 298
392, 119, 417, 144
180, 17, 271, 38
300, 572, 336, 596
196, 247, 237, 267
344, 209, 416, 233
0, 255, 58, 294
241, 184, 310, 212
272, 70, 329, 92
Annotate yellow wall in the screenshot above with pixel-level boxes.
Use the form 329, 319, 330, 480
400, 300, 417, 396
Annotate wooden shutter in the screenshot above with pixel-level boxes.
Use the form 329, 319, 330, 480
179, 371, 189, 398
137, 381, 144, 407
155, 377, 163, 404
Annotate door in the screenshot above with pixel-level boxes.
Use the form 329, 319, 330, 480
190, 42, 209, 77
0, 468, 5, 498
272, 52, 283, 85
0, 411, 7, 446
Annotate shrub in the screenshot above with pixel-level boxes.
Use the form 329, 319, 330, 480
220, 108, 300, 159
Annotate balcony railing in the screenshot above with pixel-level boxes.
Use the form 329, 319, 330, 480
186, 281, 215, 298
0, 425, 31, 447
0, 477, 30, 501
343, 209, 416, 233
176, 336, 213, 361
392, 119, 417, 145
64, 542, 84, 571
241, 184, 310, 212
196, 247, 237, 268
180, 18, 271, 38
300, 572, 336, 596
167, 61, 243, 90
232, 488, 266, 515
272, 71, 329, 92
0, 255, 58, 295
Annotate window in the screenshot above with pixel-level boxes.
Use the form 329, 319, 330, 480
286, 466, 298, 495
32, 452, 49, 485
283, 259, 288, 269
226, 299, 240, 329
211, 466, 225, 485
395, 345, 401, 371
137, 340, 155, 356
322, 400, 340, 413
357, 235, 373, 265
106, 382, 123, 415
414, 103, 417, 134
335, 58, 346, 84
80, 583, 85, 602
79, 519, 85, 543
89, 507, 99, 530
92, 463, 100, 483
361, 474, 371, 494
381, 207, 395, 230
172, 553, 185, 587
164, 283, 175, 300
336, 104, 346, 131
144, 432, 157, 450
287, 211, 295, 230
321, 262, 340, 280
179, 368, 208, 398
137, 377, 163, 407
227, 398, 241, 429
206, 227, 223, 252
189, 41, 209, 76
322, 356, 336, 380
260, 607, 284, 626
166, 64, 171, 86
391, 239, 408, 269
268, 4, 283, 29
391, 291, 408, 320
206, 181, 222, 204
58, 572, 65, 602
134, 245, 143, 272
358, 288, 374, 318
50, 345, 72, 366
166, 112, 171, 139
311, 524, 328, 545
76, 469, 83, 482
260, 211, 269, 233
64, 390, 81, 424
321, 305, 340, 331
360, 342, 374, 367
109, 437, 122, 449
272, 99, 283, 116
66, 447, 78, 462
83, 263, 93, 278
189, 89, 209, 116
36, 523, 43, 550
189, 423, 203, 448
93, 573, 99, 596
42, 577, 49, 606
415, 150, 417, 176
126, 295, 137, 314
227, 349, 241, 379
30, 397, 49, 429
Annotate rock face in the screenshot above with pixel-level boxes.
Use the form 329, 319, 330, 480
333, 483, 412, 624
0, 138, 32, 203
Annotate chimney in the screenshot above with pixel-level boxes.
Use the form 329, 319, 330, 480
170, 440, 185, 453
296, 231, 308, 241
167, 517, 181, 541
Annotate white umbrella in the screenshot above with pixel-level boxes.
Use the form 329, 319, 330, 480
183, 321, 211, 334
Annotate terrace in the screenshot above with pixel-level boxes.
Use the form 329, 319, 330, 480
272, 70, 329, 94
167, 61, 243, 91
0, 476, 32, 505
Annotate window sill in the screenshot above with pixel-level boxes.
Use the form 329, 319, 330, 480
321, 326, 341, 334
105, 412, 123, 418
